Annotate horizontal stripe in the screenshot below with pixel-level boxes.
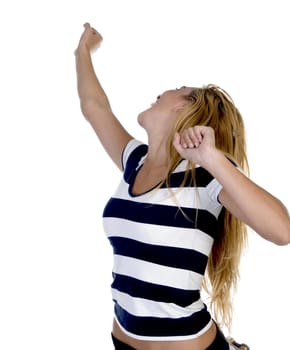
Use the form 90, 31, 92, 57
161, 166, 215, 188
110, 180, 222, 218
122, 141, 223, 208
103, 198, 218, 237
111, 273, 200, 307
123, 141, 214, 187
122, 142, 223, 201
114, 302, 212, 337
113, 255, 203, 290
127, 167, 214, 192
112, 288, 204, 318
109, 237, 208, 275
114, 316, 213, 341
104, 217, 214, 256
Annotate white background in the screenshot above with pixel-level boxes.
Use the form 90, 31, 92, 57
0, 0, 289, 349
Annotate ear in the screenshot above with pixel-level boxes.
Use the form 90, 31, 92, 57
172, 101, 189, 113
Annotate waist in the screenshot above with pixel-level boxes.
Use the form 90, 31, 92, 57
113, 301, 213, 341
112, 319, 220, 350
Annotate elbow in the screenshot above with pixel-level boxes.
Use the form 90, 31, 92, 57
257, 217, 290, 246
80, 99, 111, 121
272, 222, 290, 246
274, 238, 289, 246
80, 100, 96, 119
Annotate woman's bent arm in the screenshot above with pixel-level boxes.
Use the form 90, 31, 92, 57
173, 126, 290, 245
212, 151, 290, 245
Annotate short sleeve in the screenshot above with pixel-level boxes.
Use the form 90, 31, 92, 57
206, 178, 223, 204
206, 159, 244, 204
121, 139, 144, 171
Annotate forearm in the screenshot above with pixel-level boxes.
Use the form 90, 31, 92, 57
75, 46, 111, 115
206, 149, 290, 245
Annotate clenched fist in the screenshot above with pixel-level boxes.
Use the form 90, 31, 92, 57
173, 126, 216, 167
75, 23, 103, 54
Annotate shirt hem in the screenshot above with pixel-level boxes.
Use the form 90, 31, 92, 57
114, 315, 214, 341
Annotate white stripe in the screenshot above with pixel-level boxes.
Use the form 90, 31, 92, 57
104, 217, 214, 256
206, 178, 223, 203
112, 179, 222, 218
122, 139, 143, 167
112, 255, 203, 290
112, 288, 204, 318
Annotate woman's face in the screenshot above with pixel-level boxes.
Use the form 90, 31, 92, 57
138, 86, 195, 131
151, 86, 194, 109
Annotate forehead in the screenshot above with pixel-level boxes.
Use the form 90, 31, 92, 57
183, 87, 195, 94
178, 86, 197, 94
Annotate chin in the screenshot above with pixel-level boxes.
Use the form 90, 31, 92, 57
137, 110, 148, 127
137, 113, 143, 127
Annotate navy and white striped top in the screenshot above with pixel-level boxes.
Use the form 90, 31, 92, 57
102, 139, 224, 341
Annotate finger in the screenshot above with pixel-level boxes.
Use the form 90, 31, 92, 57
181, 129, 198, 148
173, 132, 184, 153
84, 22, 91, 29
182, 132, 194, 148
192, 126, 203, 144
188, 128, 201, 147
179, 131, 189, 148
93, 30, 102, 40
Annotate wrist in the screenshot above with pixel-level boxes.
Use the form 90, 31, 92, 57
199, 148, 225, 174
75, 43, 91, 57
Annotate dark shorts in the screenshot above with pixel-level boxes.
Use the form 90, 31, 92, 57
112, 327, 230, 350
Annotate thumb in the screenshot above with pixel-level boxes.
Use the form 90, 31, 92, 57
83, 22, 91, 29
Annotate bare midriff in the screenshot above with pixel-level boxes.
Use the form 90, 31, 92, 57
112, 318, 217, 350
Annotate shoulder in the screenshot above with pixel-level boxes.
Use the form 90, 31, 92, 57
122, 139, 148, 182
121, 139, 147, 169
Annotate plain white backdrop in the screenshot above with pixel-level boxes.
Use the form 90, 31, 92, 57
0, 0, 289, 349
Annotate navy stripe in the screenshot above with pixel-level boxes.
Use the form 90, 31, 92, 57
162, 167, 215, 188
123, 144, 215, 188
111, 273, 200, 307
103, 198, 218, 238
109, 237, 208, 275
114, 302, 211, 337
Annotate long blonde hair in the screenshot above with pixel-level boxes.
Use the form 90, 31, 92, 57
165, 84, 249, 331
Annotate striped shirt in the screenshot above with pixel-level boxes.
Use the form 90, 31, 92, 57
102, 139, 224, 341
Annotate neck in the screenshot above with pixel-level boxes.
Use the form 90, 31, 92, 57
145, 134, 169, 168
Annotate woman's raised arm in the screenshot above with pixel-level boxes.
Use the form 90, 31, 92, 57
75, 23, 133, 170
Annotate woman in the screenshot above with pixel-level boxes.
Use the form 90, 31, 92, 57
75, 23, 290, 350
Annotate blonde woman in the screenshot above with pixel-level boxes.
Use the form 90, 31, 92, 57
75, 23, 290, 350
